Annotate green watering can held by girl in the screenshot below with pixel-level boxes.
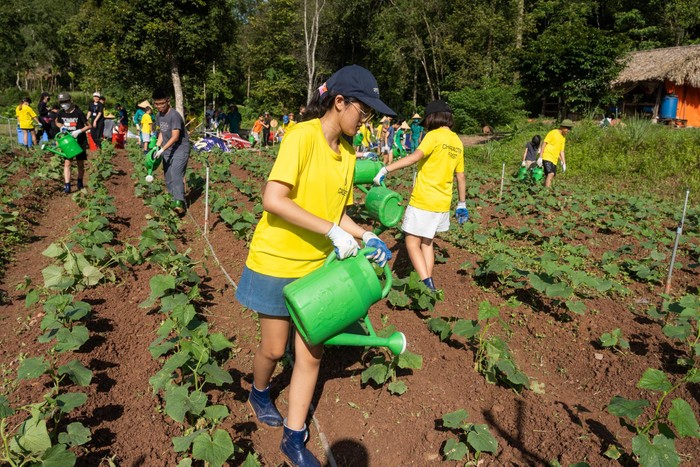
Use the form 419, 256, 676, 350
283, 248, 406, 356
41, 133, 83, 159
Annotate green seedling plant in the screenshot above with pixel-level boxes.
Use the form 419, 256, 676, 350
441, 409, 498, 464
605, 368, 700, 465
599, 328, 630, 352
361, 327, 422, 395
649, 294, 700, 368
388, 271, 443, 311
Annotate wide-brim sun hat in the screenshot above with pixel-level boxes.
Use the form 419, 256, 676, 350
400, 121, 410, 130
138, 100, 152, 109
411, 113, 421, 119
420, 100, 452, 127
560, 119, 574, 128
323, 65, 396, 117
105, 113, 115, 119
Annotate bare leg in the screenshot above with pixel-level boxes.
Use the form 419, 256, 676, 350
420, 237, 435, 279
252, 316, 290, 390
23, 130, 29, 147
545, 173, 555, 188
406, 234, 430, 280
64, 160, 71, 183
286, 331, 323, 430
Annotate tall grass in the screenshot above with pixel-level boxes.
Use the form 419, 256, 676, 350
464, 119, 700, 201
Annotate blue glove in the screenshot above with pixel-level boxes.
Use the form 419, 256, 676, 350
362, 232, 391, 267
373, 167, 389, 186
455, 202, 469, 225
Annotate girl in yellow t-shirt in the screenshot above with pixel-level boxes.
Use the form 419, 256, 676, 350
140, 107, 154, 152
236, 65, 394, 467
17, 97, 40, 148
373, 100, 467, 292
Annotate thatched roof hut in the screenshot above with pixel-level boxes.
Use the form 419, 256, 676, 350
613, 45, 700, 127
614, 45, 700, 88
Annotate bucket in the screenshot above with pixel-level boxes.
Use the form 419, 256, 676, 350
354, 159, 384, 185
531, 166, 544, 182
284, 248, 392, 346
365, 186, 404, 227
659, 95, 678, 120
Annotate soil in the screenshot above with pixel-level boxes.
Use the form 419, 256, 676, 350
0, 145, 698, 467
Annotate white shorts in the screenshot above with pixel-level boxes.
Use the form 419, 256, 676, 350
252, 131, 260, 142
401, 205, 450, 239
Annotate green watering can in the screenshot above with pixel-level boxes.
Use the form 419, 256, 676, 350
356, 184, 405, 228
516, 166, 528, 181
354, 159, 384, 185
531, 166, 544, 183
284, 248, 407, 355
144, 137, 162, 183
41, 133, 83, 159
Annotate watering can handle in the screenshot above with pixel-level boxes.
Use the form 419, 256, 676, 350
324, 248, 393, 298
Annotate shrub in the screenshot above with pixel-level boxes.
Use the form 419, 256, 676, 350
447, 82, 526, 134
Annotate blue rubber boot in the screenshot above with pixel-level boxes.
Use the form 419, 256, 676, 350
280, 422, 320, 467
63, 183, 71, 194
422, 277, 436, 291
247, 385, 283, 427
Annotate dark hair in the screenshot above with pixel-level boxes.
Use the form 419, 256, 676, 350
50, 104, 60, 110
152, 88, 169, 100
303, 89, 365, 121
23, 97, 32, 104
40, 92, 50, 100
423, 111, 453, 131
531, 134, 541, 148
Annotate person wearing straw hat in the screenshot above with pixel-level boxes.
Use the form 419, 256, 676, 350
86, 92, 104, 148
538, 119, 572, 188
133, 100, 150, 145
140, 106, 154, 152
236, 65, 394, 467
373, 100, 467, 292
410, 112, 423, 152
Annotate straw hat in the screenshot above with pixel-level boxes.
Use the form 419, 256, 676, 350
138, 100, 151, 109
104, 113, 115, 119
411, 113, 421, 119
380, 116, 389, 123
400, 121, 410, 130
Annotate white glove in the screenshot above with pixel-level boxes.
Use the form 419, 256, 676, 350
561, 163, 566, 173
373, 167, 389, 186
521, 161, 527, 167
70, 129, 82, 138
155, 148, 165, 158
536, 157, 543, 167
326, 224, 359, 260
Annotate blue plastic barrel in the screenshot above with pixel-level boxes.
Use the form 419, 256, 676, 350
659, 95, 678, 119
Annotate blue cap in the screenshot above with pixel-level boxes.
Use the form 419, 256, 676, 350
324, 65, 396, 117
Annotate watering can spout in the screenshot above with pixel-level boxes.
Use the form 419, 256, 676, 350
325, 331, 406, 356
41, 143, 63, 157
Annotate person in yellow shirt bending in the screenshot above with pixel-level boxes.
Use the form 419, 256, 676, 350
373, 100, 467, 292
538, 119, 572, 188
236, 65, 394, 467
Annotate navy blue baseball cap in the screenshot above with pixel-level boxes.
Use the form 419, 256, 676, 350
421, 100, 452, 126
323, 65, 396, 117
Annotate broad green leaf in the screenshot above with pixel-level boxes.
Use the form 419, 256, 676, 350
208, 332, 234, 352
637, 368, 672, 392
478, 300, 499, 321
387, 381, 407, 395
361, 361, 390, 385
452, 319, 480, 339
81, 265, 103, 286
57, 422, 91, 446
427, 318, 451, 341
0, 395, 14, 418
173, 430, 204, 452
204, 405, 230, 421
442, 409, 468, 429
667, 399, 700, 438
201, 362, 234, 386
165, 386, 208, 423
42, 264, 66, 288
565, 300, 586, 315
160, 293, 189, 312
171, 304, 196, 326
662, 323, 692, 340
686, 368, 700, 383
176, 458, 193, 467
607, 395, 649, 420
546, 282, 573, 299
528, 272, 553, 292
442, 438, 468, 461
25, 289, 40, 308
10, 416, 51, 454
38, 443, 76, 466
53, 326, 89, 352
241, 452, 261, 467
397, 351, 422, 370
42, 243, 64, 258
603, 444, 622, 459
631, 434, 680, 467
192, 429, 235, 467
387, 289, 410, 308
467, 424, 498, 453
17, 357, 49, 380
600, 332, 617, 347
58, 359, 93, 387
56, 392, 88, 413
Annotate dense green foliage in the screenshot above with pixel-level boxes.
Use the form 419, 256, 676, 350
1, 0, 699, 122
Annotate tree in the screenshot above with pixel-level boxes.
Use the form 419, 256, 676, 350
303, 0, 326, 102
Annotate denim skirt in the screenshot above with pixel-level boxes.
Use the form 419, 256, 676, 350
235, 265, 298, 317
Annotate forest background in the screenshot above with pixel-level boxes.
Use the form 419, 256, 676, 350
2, 0, 699, 132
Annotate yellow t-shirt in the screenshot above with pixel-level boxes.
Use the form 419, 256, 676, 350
541, 129, 566, 165
410, 127, 465, 212
141, 113, 153, 134
246, 118, 355, 278
360, 125, 372, 146
17, 105, 37, 130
